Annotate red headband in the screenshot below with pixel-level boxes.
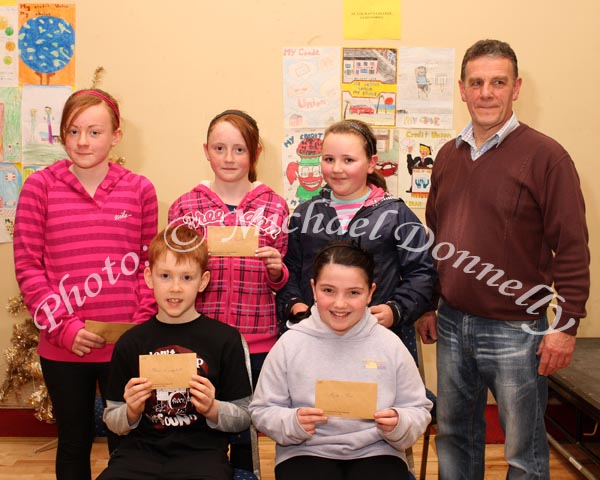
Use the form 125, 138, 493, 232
71, 90, 120, 127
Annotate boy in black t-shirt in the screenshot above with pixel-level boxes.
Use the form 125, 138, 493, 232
98, 226, 252, 480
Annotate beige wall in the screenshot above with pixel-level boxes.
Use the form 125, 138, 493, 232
2, 0, 599, 400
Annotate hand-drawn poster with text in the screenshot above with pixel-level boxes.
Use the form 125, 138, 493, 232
18, 3, 75, 86
282, 129, 325, 209
21, 84, 70, 165
0, 6, 18, 87
372, 127, 400, 197
398, 129, 454, 209
397, 47, 454, 130
342, 47, 397, 127
283, 47, 340, 129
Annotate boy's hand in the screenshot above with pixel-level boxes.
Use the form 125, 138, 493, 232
123, 377, 153, 425
374, 408, 399, 433
71, 327, 105, 356
296, 407, 327, 435
190, 374, 218, 422
255, 246, 283, 282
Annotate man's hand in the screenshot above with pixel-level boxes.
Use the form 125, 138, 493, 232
537, 331, 576, 376
416, 311, 438, 344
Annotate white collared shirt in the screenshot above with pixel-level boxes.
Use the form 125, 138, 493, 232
456, 113, 520, 161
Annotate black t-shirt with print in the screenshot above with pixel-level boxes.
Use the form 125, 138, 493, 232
106, 315, 251, 455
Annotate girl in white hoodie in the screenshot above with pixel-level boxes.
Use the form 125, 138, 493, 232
250, 241, 431, 480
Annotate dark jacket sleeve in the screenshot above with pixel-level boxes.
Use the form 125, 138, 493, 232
388, 205, 437, 326
276, 208, 307, 322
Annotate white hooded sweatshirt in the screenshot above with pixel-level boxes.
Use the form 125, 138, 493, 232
250, 306, 432, 467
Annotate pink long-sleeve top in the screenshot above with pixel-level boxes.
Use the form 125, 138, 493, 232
168, 181, 289, 354
13, 159, 158, 362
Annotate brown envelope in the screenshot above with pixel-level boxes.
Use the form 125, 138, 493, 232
85, 320, 136, 344
314, 379, 378, 419
139, 353, 197, 390
207, 225, 258, 256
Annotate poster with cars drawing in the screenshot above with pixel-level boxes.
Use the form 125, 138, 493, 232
372, 127, 400, 197
341, 47, 397, 127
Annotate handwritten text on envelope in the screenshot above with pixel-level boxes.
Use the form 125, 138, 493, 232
139, 353, 197, 390
315, 379, 377, 419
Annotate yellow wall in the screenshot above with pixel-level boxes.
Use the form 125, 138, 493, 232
2, 0, 599, 400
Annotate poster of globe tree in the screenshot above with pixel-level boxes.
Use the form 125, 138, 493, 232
18, 3, 75, 86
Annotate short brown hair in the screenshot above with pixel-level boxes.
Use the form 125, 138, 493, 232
60, 88, 120, 144
461, 39, 518, 81
148, 225, 209, 271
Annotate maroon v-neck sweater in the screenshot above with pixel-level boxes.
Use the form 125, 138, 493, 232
426, 123, 589, 334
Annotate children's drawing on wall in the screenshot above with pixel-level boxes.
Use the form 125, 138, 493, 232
372, 127, 400, 197
399, 128, 454, 209
405, 143, 433, 193
18, 3, 76, 86
414, 66, 431, 99
283, 47, 340, 129
0, 6, 18, 87
22, 163, 44, 181
341, 47, 397, 127
0, 87, 21, 163
21, 85, 70, 166
282, 129, 325, 209
0, 162, 21, 243
397, 47, 454, 130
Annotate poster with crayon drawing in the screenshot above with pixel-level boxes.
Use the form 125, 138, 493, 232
397, 47, 454, 130
398, 129, 454, 209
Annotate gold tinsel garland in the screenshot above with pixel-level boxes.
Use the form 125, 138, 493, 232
0, 294, 54, 422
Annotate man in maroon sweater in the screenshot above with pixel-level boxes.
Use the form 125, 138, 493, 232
416, 39, 590, 479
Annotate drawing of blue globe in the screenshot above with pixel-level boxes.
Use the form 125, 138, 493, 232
18, 16, 75, 74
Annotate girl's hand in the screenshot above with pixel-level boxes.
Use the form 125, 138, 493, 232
296, 407, 327, 435
374, 408, 399, 433
291, 303, 310, 316
71, 327, 106, 356
255, 246, 283, 282
123, 377, 153, 425
370, 304, 394, 328
190, 374, 218, 422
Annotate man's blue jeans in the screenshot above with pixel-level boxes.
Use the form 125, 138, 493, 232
435, 302, 549, 479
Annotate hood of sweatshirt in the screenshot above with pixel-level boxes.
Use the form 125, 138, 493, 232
319, 183, 392, 208
49, 159, 130, 196
194, 180, 272, 210
288, 305, 380, 341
